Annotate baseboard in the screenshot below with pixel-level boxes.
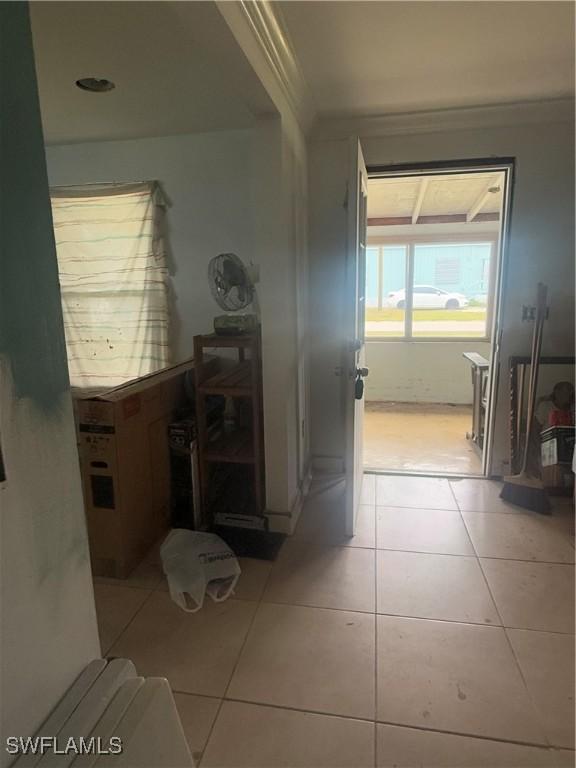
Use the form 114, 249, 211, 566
265, 465, 312, 535
312, 455, 345, 474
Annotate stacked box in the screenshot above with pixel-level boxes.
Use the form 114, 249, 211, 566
75, 358, 217, 578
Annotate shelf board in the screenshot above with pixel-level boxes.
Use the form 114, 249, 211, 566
196, 333, 258, 348
204, 429, 254, 464
198, 362, 252, 396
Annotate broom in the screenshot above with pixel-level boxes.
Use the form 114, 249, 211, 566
500, 283, 551, 514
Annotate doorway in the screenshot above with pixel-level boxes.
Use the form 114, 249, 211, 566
362, 162, 513, 477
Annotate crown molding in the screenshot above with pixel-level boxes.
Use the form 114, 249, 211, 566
217, 0, 316, 133
312, 98, 575, 140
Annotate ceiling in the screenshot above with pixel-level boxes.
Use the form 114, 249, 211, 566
280, 1, 575, 117
368, 172, 504, 219
367, 171, 504, 237
30, 2, 275, 144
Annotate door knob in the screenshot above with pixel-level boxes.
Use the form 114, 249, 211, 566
354, 367, 369, 400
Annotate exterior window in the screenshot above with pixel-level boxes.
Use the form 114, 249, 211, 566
51, 182, 170, 390
365, 241, 493, 340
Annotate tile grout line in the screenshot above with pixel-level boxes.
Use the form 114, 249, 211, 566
376, 546, 574, 565
455, 490, 554, 749
256, 595, 575, 635
372, 479, 378, 768
446, 477, 460, 510
374, 717, 556, 752
473, 489, 576, 748
455, 502, 507, 628
124, 479, 570, 762
172, 553, 275, 765
102, 586, 156, 658
186, 692, 560, 752
197, 555, 275, 767
501, 626, 561, 752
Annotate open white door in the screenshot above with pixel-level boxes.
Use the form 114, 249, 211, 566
344, 138, 368, 537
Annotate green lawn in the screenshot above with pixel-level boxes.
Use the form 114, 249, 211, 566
365, 330, 486, 338
366, 308, 486, 322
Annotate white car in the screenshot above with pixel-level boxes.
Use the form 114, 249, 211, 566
387, 285, 469, 309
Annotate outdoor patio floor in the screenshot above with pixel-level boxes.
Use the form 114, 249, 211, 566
364, 401, 483, 474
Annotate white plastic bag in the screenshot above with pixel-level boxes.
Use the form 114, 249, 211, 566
160, 529, 241, 613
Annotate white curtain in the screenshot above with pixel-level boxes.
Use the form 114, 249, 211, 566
50, 182, 170, 391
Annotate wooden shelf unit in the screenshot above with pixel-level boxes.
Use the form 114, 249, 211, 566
198, 362, 252, 397
193, 332, 265, 522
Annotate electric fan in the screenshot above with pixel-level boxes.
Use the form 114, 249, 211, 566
208, 253, 258, 335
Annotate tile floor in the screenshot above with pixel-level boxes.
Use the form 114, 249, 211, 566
94, 475, 575, 767
364, 402, 483, 474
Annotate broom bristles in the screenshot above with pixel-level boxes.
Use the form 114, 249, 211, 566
500, 477, 551, 514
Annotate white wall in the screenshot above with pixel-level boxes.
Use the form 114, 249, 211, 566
0, 6, 100, 761
45, 121, 310, 522
366, 341, 491, 404
249, 113, 310, 523
45, 130, 255, 361
309, 108, 575, 474
217, 1, 312, 526
45, 1, 313, 527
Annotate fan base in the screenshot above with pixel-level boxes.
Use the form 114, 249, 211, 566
213, 314, 258, 335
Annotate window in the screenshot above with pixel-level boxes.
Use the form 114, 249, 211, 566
365, 240, 493, 340
51, 182, 170, 390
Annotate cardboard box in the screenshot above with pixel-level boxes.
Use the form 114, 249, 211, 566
75, 358, 216, 578
541, 426, 575, 466
541, 425, 575, 494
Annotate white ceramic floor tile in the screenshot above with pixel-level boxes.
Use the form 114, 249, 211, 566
548, 503, 576, 542
227, 602, 375, 719
376, 615, 546, 744
377, 506, 474, 555
293, 500, 375, 549
125, 557, 165, 589
202, 701, 375, 768
233, 558, 273, 602
508, 629, 575, 749
263, 542, 376, 612
376, 723, 556, 767
173, 693, 220, 765
362, 473, 376, 505
109, 591, 257, 697
303, 474, 346, 516
552, 750, 576, 767
481, 559, 575, 633
449, 478, 521, 513
463, 511, 575, 563
291, 503, 344, 546
376, 476, 457, 510
93, 583, 151, 655
341, 504, 376, 548
377, 550, 499, 624
292, 477, 346, 545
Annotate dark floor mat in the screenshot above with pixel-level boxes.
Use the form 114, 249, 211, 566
211, 525, 286, 561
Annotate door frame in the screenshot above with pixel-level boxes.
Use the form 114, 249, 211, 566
365, 157, 516, 478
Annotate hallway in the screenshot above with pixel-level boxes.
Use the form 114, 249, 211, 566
94, 475, 575, 766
